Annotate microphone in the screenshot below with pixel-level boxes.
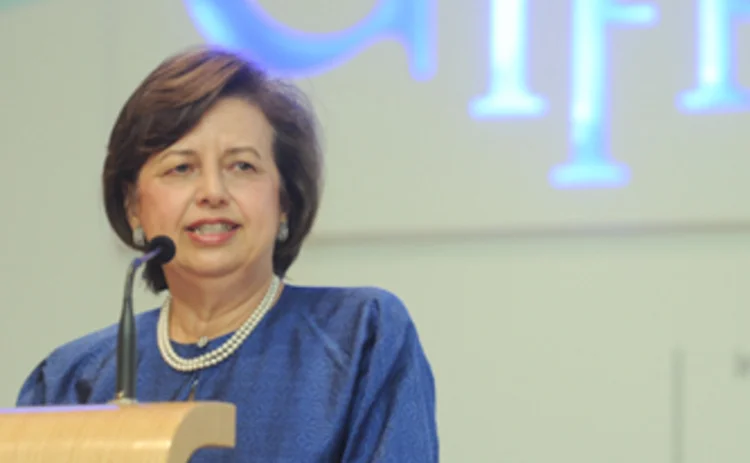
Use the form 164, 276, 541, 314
114, 235, 176, 403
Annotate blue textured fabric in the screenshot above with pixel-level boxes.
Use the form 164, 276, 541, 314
16, 284, 439, 462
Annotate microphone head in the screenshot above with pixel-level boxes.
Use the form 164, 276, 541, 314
146, 235, 176, 265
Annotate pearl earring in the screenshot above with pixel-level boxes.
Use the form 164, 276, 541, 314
133, 226, 146, 247
277, 221, 289, 242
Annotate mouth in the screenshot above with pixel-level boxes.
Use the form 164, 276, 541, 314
185, 220, 241, 235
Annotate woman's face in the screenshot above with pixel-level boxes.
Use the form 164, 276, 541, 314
128, 96, 284, 283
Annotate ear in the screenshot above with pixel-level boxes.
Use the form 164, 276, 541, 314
124, 185, 140, 231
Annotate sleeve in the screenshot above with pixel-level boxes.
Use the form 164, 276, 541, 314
16, 360, 48, 406
15, 342, 105, 407
341, 295, 439, 463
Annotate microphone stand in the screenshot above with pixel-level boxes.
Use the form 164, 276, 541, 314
114, 246, 169, 404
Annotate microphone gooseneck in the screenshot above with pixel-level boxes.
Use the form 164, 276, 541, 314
114, 235, 176, 403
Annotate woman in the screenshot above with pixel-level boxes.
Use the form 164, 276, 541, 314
16, 46, 438, 462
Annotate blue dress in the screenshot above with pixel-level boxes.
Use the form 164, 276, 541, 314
16, 284, 439, 462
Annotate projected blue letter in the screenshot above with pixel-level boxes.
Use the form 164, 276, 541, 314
551, 0, 657, 188
183, 0, 435, 80
470, 0, 546, 117
680, 0, 750, 111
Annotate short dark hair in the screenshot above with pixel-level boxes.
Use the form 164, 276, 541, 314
102, 46, 324, 292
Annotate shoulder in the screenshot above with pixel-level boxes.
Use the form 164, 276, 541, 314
279, 283, 424, 364
284, 284, 411, 318
44, 309, 160, 374
283, 283, 415, 334
16, 310, 160, 405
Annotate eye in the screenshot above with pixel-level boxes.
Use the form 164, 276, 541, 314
232, 161, 256, 172
166, 163, 193, 175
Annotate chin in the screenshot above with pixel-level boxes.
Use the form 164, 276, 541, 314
182, 255, 245, 279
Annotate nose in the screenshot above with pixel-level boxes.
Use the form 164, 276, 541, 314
195, 167, 229, 208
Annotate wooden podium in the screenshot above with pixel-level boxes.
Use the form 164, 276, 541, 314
0, 401, 236, 462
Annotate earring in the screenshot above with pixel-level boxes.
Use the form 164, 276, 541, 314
277, 221, 289, 242
133, 226, 146, 247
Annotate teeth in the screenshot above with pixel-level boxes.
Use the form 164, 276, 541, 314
193, 223, 233, 234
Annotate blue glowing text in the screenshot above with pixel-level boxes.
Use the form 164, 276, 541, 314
184, 0, 748, 189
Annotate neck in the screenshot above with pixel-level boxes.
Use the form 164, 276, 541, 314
163, 269, 281, 344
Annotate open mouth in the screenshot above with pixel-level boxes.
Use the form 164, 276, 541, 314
186, 223, 241, 235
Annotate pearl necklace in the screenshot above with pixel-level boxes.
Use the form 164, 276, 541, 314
157, 275, 282, 372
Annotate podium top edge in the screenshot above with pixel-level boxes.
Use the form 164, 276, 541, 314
0, 401, 234, 415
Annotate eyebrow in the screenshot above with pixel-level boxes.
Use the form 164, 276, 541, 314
225, 146, 261, 159
160, 146, 261, 159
